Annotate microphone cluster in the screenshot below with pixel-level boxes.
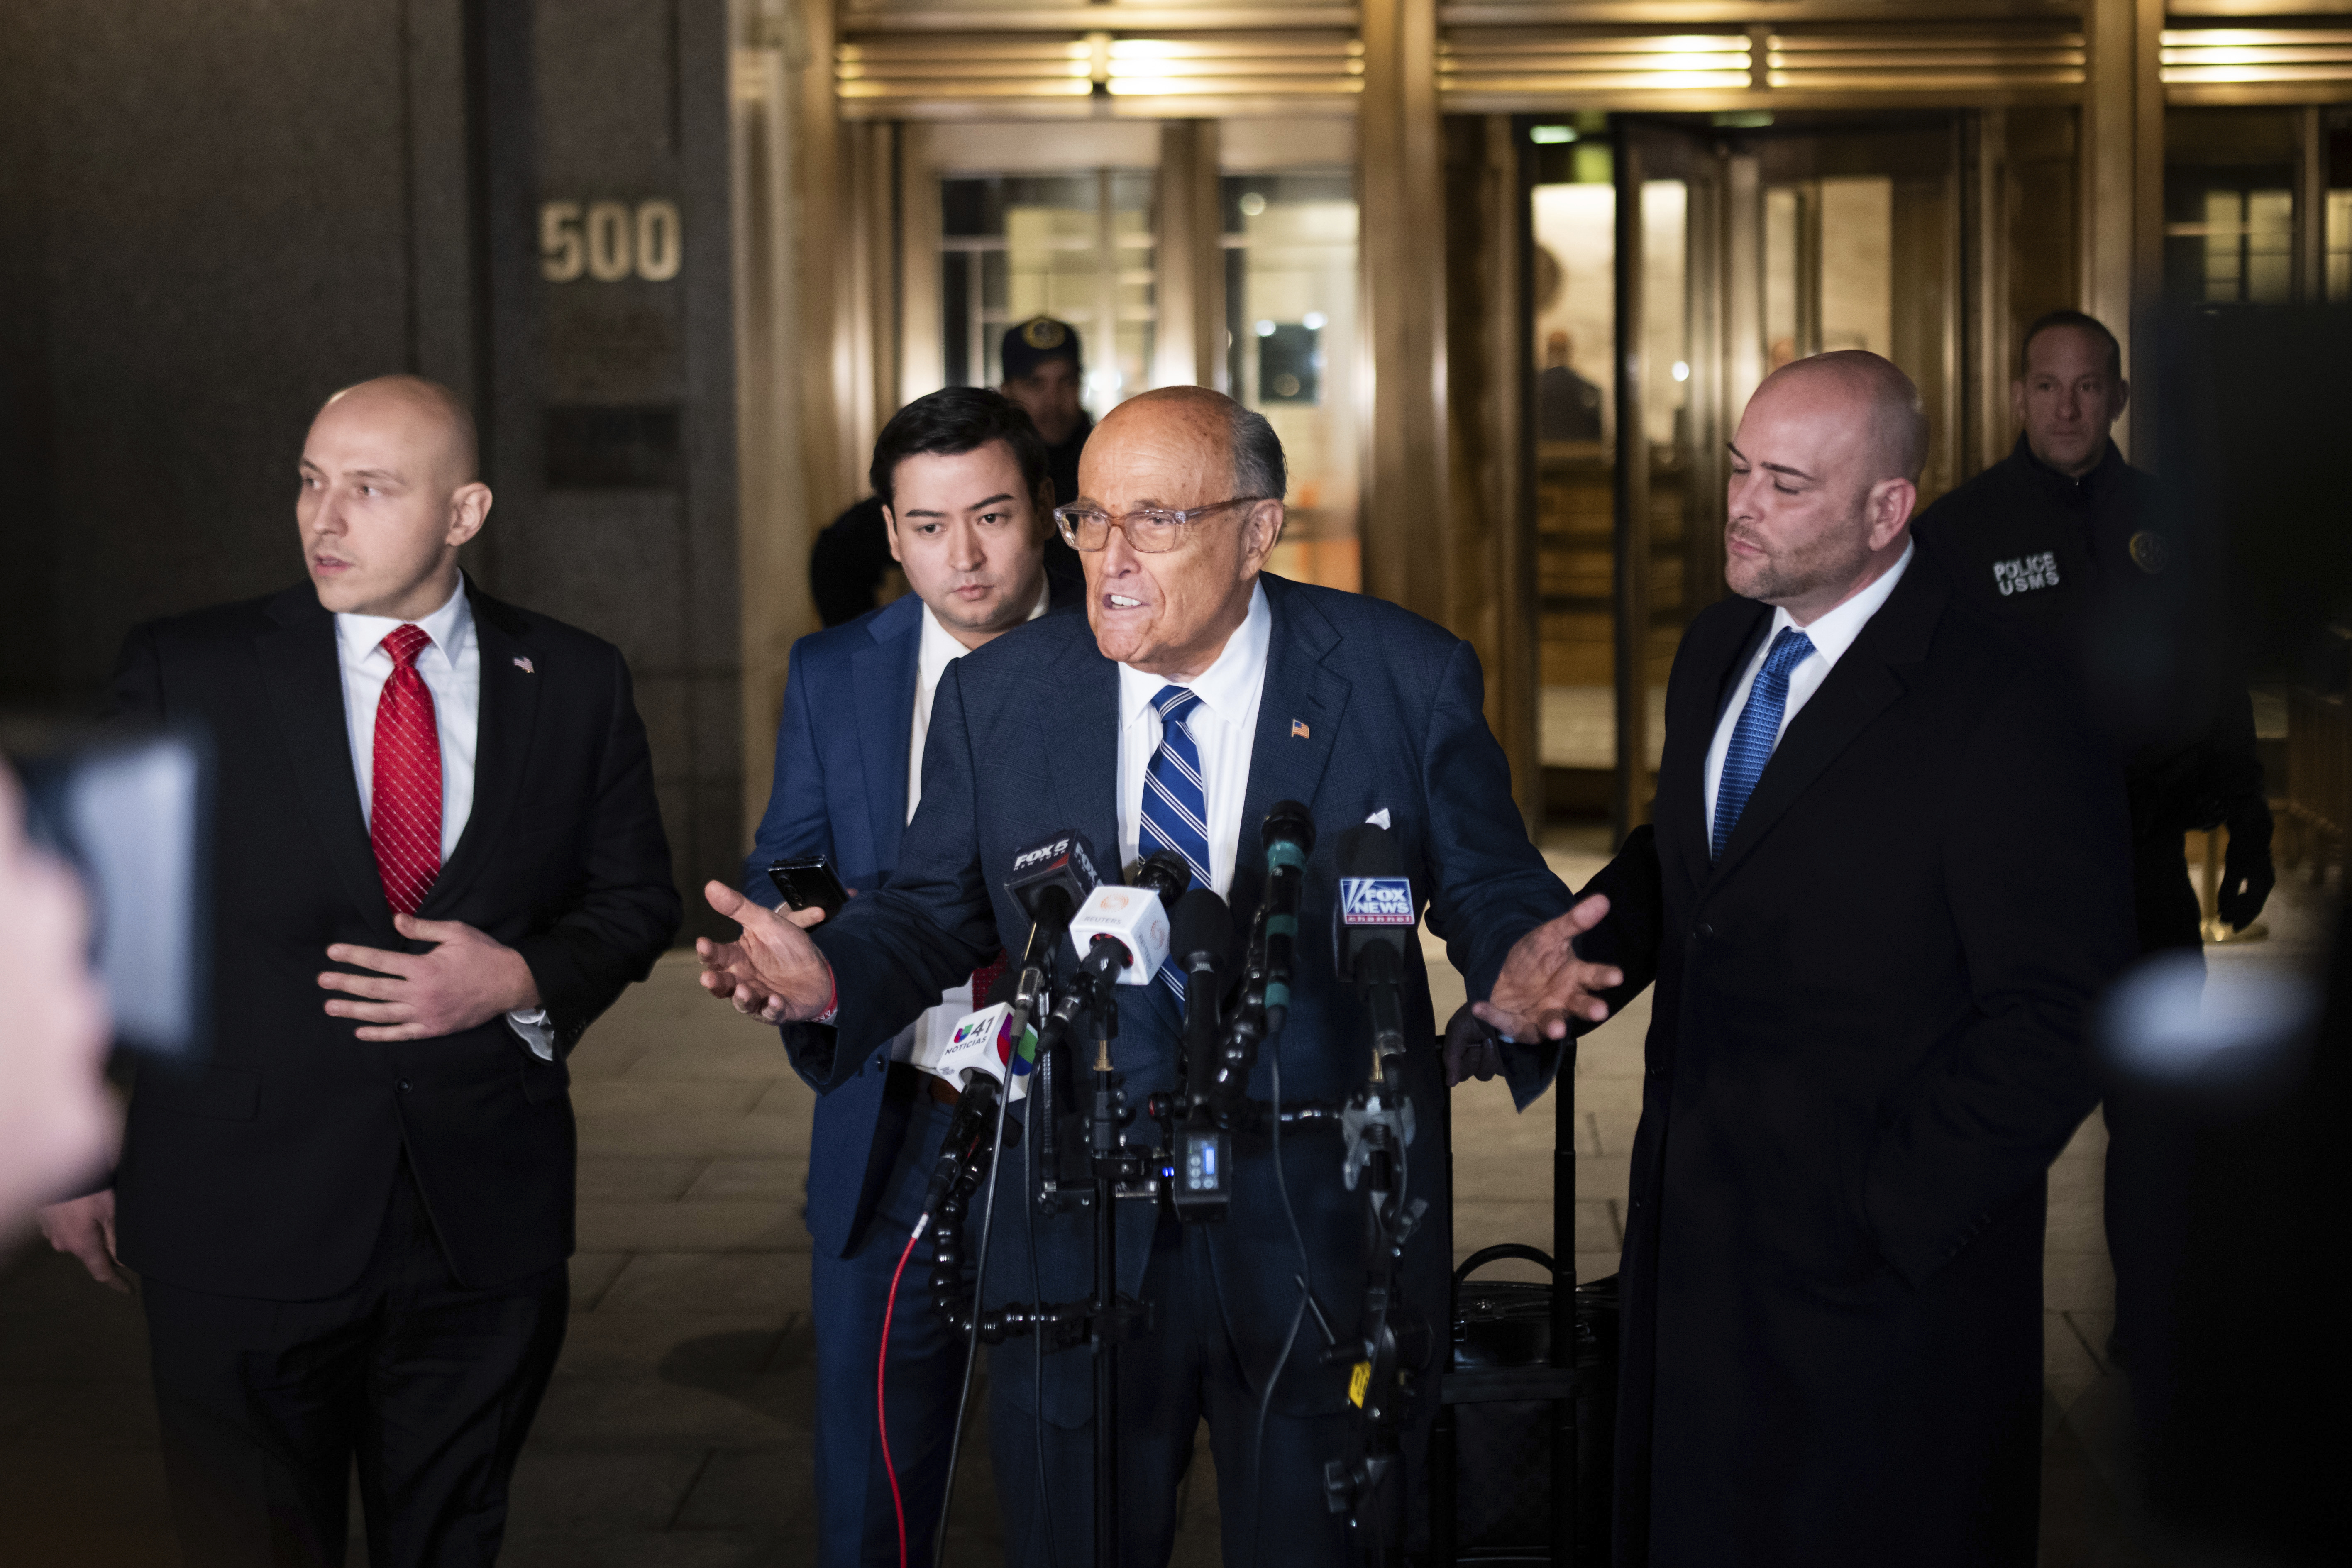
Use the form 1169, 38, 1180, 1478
919, 805, 1431, 1298
916, 808, 1440, 1566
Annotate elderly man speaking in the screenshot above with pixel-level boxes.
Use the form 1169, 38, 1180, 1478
699, 386, 1594, 1564
1548, 352, 2135, 1566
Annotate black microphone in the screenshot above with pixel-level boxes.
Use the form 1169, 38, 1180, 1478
1134, 848, 1194, 907
1258, 800, 1315, 1035
1334, 822, 1415, 1061
920, 1070, 1002, 1225
1169, 888, 1237, 1223
1170, 887, 1233, 1099
1003, 830, 1101, 967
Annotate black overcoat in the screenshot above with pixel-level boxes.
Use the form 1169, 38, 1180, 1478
1573, 555, 2135, 1566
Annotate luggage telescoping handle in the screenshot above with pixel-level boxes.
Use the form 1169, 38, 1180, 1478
1453, 1242, 1557, 1285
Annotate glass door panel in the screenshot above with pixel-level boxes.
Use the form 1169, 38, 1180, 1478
940, 170, 1158, 415
1534, 115, 1963, 830
1223, 170, 1361, 591
1530, 140, 1620, 792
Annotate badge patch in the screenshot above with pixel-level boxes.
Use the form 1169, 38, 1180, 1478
1020, 316, 1068, 350
2128, 530, 2169, 575
1991, 552, 2061, 596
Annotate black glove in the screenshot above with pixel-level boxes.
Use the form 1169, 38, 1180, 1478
2217, 804, 2276, 931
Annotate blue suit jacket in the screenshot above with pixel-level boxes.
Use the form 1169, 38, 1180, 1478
785, 574, 1573, 1423
742, 591, 930, 1258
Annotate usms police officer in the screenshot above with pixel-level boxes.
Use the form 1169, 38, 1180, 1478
1911, 308, 2274, 1390
1913, 308, 2271, 954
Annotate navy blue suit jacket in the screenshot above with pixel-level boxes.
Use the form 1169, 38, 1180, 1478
745, 584, 1082, 1256
743, 590, 924, 1258
785, 574, 1573, 1423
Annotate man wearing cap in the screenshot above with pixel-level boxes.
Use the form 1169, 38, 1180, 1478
808, 317, 1090, 627
999, 315, 1094, 528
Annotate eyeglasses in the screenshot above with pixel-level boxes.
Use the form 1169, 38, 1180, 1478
1052, 497, 1268, 554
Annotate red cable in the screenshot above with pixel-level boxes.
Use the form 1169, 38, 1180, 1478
879, 1224, 923, 1568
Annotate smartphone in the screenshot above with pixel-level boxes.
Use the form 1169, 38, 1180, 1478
767, 855, 849, 921
11, 725, 214, 1065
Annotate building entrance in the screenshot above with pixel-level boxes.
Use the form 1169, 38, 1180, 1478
1531, 113, 1982, 831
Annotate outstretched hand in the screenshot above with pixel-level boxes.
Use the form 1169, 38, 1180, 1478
1472, 894, 1622, 1043
697, 882, 836, 1023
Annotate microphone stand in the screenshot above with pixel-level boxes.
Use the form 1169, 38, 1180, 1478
1082, 958, 1126, 1568
930, 961, 1044, 1565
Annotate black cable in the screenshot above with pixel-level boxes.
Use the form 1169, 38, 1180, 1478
931, 1022, 1021, 1565
1023, 1077, 1058, 1568
1247, 1038, 1314, 1568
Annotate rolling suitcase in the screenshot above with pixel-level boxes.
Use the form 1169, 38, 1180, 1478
1429, 1048, 1619, 1565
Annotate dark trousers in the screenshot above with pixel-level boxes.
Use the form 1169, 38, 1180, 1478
141, 1160, 568, 1568
2108, 843, 2209, 1373
988, 1217, 1352, 1568
810, 1092, 966, 1568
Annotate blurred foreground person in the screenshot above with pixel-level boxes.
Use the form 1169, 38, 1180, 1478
36, 376, 679, 1568
1554, 352, 2135, 1565
0, 761, 112, 1232
742, 388, 1072, 1566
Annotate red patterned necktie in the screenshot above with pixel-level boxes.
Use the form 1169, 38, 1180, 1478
371, 624, 443, 916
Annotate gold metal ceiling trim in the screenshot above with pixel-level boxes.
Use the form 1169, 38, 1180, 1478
1439, 22, 2085, 102
2159, 24, 2352, 91
835, 28, 1363, 112
1436, 27, 1755, 92
1763, 27, 2083, 89
1440, 0, 2086, 20
837, 4, 1361, 34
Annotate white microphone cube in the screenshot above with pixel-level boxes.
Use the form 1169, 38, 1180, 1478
933, 1001, 1029, 1100
1068, 884, 1172, 986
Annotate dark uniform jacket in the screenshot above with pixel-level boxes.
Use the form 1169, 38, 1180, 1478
1913, 435, 2269, 950
109, 580, 680, 1298
1573, 559, 2135, 1566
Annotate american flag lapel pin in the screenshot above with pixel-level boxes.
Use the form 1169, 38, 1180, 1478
513, 656, 535, 674
1290, 718, 1310, 740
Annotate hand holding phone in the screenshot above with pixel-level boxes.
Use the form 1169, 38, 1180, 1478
766, 855, 850, 922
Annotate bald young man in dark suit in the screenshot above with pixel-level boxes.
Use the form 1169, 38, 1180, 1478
1509, 352, 2135, 1566
38, 376, 679, 1567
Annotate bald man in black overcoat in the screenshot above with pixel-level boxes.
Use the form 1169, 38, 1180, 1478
1504, 353, 2137, 1566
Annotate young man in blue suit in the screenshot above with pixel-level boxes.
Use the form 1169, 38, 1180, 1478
741, 387, 1071, 1566
702, 386, 1599, 1566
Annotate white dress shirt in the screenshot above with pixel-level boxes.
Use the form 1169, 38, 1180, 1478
1703, 542, 1914, 833
897, 580, 1052, 1072
1115, 580, 1273, 898
333, 580, 554, 1059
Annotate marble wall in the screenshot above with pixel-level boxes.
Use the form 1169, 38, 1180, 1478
0, 0, 742, 940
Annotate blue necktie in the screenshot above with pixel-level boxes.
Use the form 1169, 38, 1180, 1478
1139, 684, 1212, 1001
1711, 628, 1815, 862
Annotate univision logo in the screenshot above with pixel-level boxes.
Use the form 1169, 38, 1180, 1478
1340, 877, 1414, 924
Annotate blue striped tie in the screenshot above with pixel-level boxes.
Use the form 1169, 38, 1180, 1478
1140, 684, 1212, 1001
1711, 628, 1815, 862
